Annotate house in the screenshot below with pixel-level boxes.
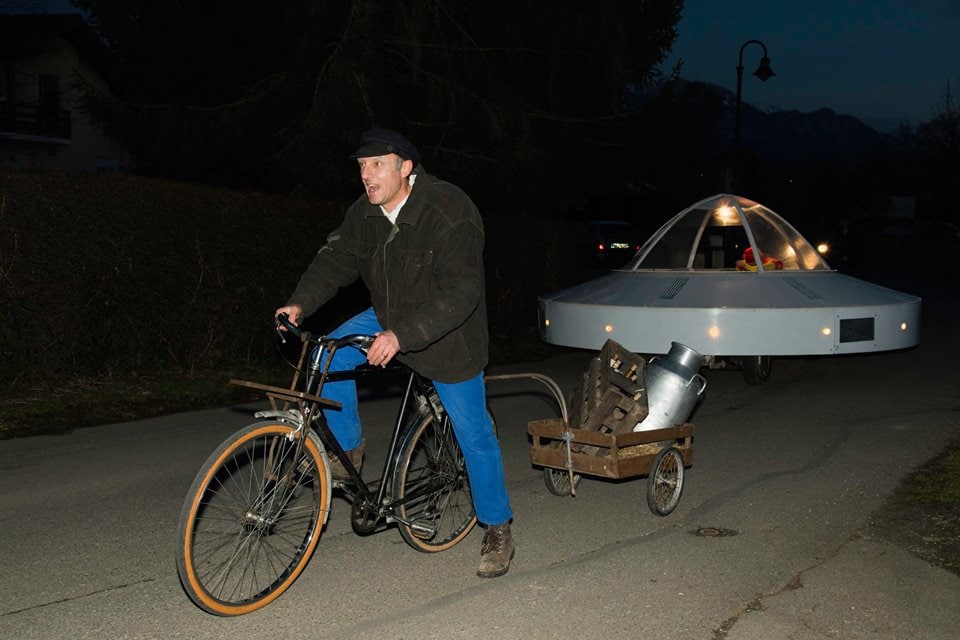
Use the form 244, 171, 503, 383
0, 13, 133, 171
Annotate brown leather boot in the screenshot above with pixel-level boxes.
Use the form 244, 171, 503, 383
328, 442, 364, 481
477, 522, 515, 578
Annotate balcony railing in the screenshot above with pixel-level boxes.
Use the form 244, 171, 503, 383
0, 102, 72, 140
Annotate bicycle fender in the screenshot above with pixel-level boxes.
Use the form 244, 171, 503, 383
255, 409, 305, 427
306, 430, 334, 527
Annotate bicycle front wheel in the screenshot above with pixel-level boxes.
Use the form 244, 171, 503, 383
177, 421, 331, 616
393, 410, 478, 552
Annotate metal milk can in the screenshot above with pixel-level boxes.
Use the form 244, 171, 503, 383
634, 342, 707, 432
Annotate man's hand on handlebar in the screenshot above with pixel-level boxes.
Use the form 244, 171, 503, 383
368, 330, 400, 367
273, 306, 397, 366
275, 305, 303, 331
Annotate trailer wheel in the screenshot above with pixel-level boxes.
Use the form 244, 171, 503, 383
646, 446, 685, 516
543, 468, 582, 496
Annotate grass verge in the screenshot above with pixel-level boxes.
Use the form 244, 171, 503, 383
0, 364, 295, 440
0, 334, 570, 440
869, 438, 960, 577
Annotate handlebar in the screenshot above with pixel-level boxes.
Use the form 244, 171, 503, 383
275, 313, 375, 353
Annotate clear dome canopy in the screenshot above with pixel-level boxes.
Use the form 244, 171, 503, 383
626, 194, 829, 271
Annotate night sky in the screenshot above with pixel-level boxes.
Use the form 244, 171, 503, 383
664, 0, 959, 130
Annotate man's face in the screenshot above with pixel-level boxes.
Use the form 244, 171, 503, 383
358, 154, 413, 211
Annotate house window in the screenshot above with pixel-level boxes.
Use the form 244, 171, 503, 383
39, 74, 61, 120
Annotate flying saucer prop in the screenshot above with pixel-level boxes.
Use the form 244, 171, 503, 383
538, 194, 920, 359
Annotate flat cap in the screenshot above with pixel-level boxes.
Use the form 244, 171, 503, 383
350, 127, 421, 165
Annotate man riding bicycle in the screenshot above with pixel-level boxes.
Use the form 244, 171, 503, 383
275, 127, 515, 578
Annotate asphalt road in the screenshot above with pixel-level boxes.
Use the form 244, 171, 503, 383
2, 292, 959, 639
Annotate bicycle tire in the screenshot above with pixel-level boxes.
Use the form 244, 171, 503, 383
177, 421, 331, 615
393, 409, 478, 552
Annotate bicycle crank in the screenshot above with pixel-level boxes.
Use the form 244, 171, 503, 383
350, 498, 382, 535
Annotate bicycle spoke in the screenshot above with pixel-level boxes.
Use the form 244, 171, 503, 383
394, 412, 477, 552
178, 423, 329, 615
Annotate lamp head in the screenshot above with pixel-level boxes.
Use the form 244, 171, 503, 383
753, 56, 775, 82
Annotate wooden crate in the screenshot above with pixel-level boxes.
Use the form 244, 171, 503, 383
569, 339, 648, 429
566, 339, 650, 456
529, 419, 694, 480
597, 338, 646, 399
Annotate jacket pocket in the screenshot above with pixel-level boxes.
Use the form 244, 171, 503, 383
397, 249, 435, 303
401, 330, 474, 381
348, 240, 379, 290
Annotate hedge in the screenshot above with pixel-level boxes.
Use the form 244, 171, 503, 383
0, 168, 585, 391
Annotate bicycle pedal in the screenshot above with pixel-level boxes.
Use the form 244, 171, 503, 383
409, 520, 437, 540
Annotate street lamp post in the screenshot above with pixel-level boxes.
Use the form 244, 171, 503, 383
733, 39, 775, 155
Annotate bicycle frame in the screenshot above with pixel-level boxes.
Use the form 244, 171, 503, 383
246, 329, 448, 533
181, 316, 481, 615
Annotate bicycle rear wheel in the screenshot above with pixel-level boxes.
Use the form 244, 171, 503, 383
393, 410, 478, 552
177, 421, 331, 615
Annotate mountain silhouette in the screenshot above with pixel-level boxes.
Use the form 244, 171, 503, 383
662, 79, 892, 170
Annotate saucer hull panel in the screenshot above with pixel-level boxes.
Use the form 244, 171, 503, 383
539, 271, 921, 356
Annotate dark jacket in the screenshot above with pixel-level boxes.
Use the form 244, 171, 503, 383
286, 167, 489, 382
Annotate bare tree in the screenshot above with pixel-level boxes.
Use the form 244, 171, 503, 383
74, 0, 683, 210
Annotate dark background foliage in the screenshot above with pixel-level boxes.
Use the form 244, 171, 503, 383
0, 168, 587, 391
71, 0, 684, 208
4, 1, 686, 393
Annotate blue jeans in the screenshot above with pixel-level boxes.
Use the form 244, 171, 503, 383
320, 307, 512, 526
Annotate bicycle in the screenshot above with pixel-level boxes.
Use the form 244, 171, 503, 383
176, 314, 487, 616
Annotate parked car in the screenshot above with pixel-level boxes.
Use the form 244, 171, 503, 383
588, 220, 641, 269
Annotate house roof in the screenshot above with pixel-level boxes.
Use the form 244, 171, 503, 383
0, 13, 115, 81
